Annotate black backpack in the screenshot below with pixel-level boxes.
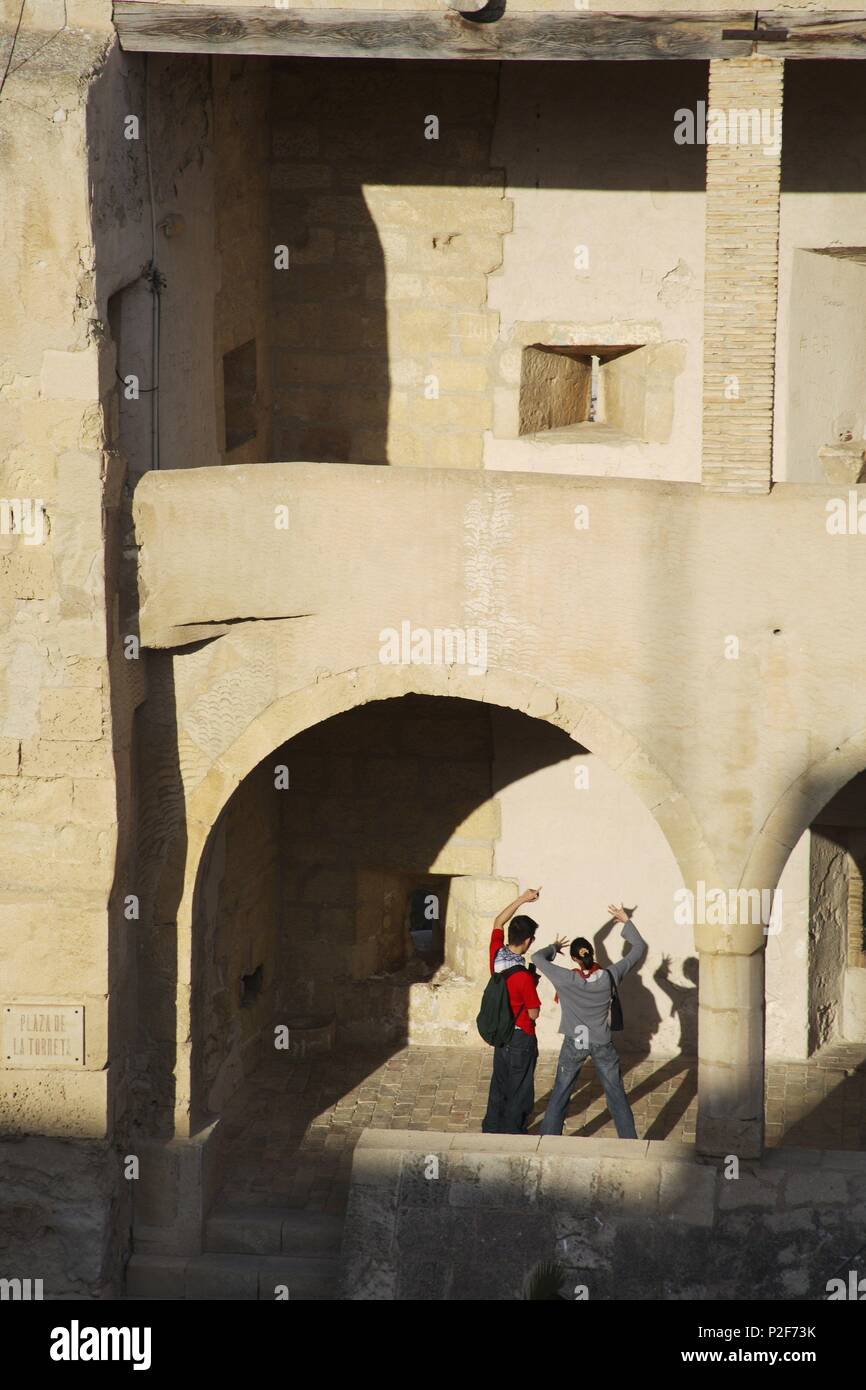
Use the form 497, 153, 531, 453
476, 965, 525, 1046
604, 969, 624, 1031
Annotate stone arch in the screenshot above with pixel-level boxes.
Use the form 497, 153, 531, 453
742, 726, 866, 897
168, 661, 708, 1137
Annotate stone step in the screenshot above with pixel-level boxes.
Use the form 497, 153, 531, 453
125, 1252, 340, 1301
204, 1205, 344, 1257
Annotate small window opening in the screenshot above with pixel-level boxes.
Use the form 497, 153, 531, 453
406, 881, 448, 966
518, 343, 643, 437
588, 354, 601, 423
240, 963, 264, 1008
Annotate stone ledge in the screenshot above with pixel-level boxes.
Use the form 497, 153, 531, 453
340, 1128, 866, 1298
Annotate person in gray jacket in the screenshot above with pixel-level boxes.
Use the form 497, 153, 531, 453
532, 904, 647, 1139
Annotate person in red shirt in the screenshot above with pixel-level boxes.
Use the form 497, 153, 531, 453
481, 888, 542, 1135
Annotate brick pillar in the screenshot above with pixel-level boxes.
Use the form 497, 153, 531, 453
702, 58, 784, 493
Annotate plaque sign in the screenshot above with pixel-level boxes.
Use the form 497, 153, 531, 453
3, 1005, 84, 1068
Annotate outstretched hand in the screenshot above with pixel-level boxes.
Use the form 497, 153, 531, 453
608, 903, 633, 924
552, 934, 570, 955
522, 887, 541, 903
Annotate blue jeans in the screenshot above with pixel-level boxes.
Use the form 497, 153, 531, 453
540, 1036, 638, 1139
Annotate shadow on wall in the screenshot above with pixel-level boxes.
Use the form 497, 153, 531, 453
343, 1138, 866, 1300
781, 62, 866, 194
190, 695, 574, 1122
174, 693, 700, 1131
267, 59, 708, 468
528, 954, 699, 1141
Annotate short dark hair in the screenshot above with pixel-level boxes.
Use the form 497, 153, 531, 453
508, 915, 538, 946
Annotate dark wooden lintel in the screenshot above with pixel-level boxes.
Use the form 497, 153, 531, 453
112, 5, 758, 61
112, 5, 866, 62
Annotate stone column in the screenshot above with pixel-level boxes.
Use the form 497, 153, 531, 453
444, 876, 518, 983
702, 58, 784, 493
695, 909, 767, 1161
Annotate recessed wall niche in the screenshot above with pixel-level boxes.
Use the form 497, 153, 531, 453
518, 343, 643, 437
491, 322, 684, 462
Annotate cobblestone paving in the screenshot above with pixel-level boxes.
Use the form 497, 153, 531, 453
214, 1042, 866, 1215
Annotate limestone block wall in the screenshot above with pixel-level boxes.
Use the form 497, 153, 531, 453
341, 1129, 866, 1301
197, 760, 281, 1115
213, 56, 273, 467
195, 697, 505, 1052
0, 24, 275, 1292
102, 51, 272, 479
268, 59, 703, 480
0, 19, 130, 1297
269, 59, 505, 469
444, 875, 517, 985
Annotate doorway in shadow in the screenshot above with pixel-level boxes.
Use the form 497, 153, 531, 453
182, 692, 690, 1211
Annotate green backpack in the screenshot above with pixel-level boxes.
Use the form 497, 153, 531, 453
476, 965, 525, 1046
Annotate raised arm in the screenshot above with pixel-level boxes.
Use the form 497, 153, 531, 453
531, 934, 575, 991
607, 904, 647, 984
493, 887, 539, 933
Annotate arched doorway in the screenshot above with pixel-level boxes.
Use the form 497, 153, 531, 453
184, 692, 690, 1213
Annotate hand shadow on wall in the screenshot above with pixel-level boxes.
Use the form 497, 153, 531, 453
530, 933, 699, 1142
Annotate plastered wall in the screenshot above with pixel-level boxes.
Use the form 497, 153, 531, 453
775, 62, 866, 482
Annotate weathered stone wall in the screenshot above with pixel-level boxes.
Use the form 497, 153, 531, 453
0, 1135, 119, 1299
205, 697, 504, 1054
0, 22, 276, 1292
132, 461, 866, 904
268, 60, 702, 479
0, 16, 129, 1297
340, 1129, 866, 1300
808, 831, 851, 1051
269, 59, 505, 469
198, 760, 280, 1115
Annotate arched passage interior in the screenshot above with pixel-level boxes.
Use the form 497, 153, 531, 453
187, 692, 691, 1199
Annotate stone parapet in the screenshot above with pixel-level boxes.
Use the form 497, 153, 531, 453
339, 1128, 866, 1300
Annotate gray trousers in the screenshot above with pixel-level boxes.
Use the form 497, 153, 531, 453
540, 1035, 638, 1139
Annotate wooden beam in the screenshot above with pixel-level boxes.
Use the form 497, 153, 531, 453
113, 5, 758, 61
755, 11, 866, 57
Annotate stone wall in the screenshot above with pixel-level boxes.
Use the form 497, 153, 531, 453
269, 59, 505, 469
809, 831, 850, 1051
340, 1129, 866, 1300
0, 17, 129, 1298
268, 59, 703, 480
198, 760, 281, 1115
277, 697, 500, 1047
